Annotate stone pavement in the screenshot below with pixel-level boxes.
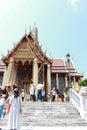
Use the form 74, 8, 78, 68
0, 126, 87, 130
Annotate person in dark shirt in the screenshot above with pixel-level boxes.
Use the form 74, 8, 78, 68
56, 89, 59, 101
3, 86, 8, 100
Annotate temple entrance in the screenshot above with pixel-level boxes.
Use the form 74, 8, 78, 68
21, 74, 30, 92
16, 61, 33, 100
21, 73, 31, 100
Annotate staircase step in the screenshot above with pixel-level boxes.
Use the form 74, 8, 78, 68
0, 101, 87, 127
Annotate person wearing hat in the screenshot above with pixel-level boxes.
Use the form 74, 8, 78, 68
8, 88, 22, 130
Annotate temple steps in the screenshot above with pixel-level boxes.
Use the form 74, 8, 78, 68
0, 101, 87, 126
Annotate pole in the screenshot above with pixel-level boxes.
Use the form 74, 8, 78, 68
68, 60, 72, 88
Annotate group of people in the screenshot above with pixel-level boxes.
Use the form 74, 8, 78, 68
50, 87, 64, 102
50, 87, 59, 102
0, 85, 22, 130
0, 83, 65, 129
29, 82, 45, 102
23, 81, 63, 102
29, 82, 63, 102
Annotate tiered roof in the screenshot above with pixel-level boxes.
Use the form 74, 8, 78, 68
0, 27, 83, 78
51, 59, 83, 77
0, 61, 5, 72
2, 32, 52, 64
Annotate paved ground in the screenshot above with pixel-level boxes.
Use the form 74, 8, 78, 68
0, 126, 87, 130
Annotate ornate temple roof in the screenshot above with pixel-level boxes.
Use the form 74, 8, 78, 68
51, 59, 83, 77
2, 31, 52, 65
0, 25, 83, 78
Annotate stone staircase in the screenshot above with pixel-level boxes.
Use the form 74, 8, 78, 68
0, 101, 87, 127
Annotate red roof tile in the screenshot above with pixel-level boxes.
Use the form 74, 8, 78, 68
52, 59, 64, 66
51, 59, 83, 77
66, 62, 74, 69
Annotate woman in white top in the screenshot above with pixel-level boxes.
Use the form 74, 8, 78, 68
8, 88, 22, 130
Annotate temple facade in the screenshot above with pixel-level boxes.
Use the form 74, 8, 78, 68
0, 26, 83, 99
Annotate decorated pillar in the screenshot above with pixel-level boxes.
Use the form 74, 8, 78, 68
6, 57, 14, 85
47, 64, 51, 94
73, 77, 76, 86
10, 65, 17, 86
33, 58, 38, 94
2, 66, 8, 88
12, 65, 17, 85
65, 76, 68, 87
56, 73, 59, 89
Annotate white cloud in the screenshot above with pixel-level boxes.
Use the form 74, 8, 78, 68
67, 0, 80, 10
71, 0, 79, 6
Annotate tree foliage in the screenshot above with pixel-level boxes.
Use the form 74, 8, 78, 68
64, 85, 71, 93
78, 78, 87, 86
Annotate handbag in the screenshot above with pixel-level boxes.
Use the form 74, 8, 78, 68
19, 108, 22, 114
7, 104, 11, 113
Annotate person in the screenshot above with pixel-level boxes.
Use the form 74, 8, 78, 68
37, 83, 44, 101
51, 87, 56, 102
0, 88, 5, 119
8, 88, 22, 130
3, 86, 8, 100
12, 84, 17, 90
42, 87, 45, 101
7, 85, 12, 96
30, 81, 35, 101
55, 89, 59, 102
21, 89, 24, 101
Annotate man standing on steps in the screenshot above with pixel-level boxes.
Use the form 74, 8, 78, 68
30, 81, 35, 101
51, 87, 56, 102
37, 82, 44, 101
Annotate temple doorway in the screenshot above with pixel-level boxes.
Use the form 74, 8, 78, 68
16, 61, 32, 100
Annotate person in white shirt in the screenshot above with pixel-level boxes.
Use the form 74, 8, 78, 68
51, 87, 56, 102
42, 87, 45, 101
37, 83, 44, 101
30, 81, 35, 101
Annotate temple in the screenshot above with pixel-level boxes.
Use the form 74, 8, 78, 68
0, 25, 83, 99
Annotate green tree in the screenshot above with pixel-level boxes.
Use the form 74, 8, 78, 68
78, 78, 87, 86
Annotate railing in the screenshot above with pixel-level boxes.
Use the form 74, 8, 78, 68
69, 88, 87, 120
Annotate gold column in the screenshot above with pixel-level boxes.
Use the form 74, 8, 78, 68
10, 65, 17, 86
47, 64, 51, 94
65, 76, 68, 87
73, 77, 76, 86
56, 73, 59, 89
33, 58, 38, 94
6, 57, 14, 85
12, 65, 17, 85
2, 66, 8, 88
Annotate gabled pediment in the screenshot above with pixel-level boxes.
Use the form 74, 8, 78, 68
2, 32, 52, 64
13, 41, 35, 59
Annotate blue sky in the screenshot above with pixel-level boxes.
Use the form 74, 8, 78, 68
0, 0, 87, 78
